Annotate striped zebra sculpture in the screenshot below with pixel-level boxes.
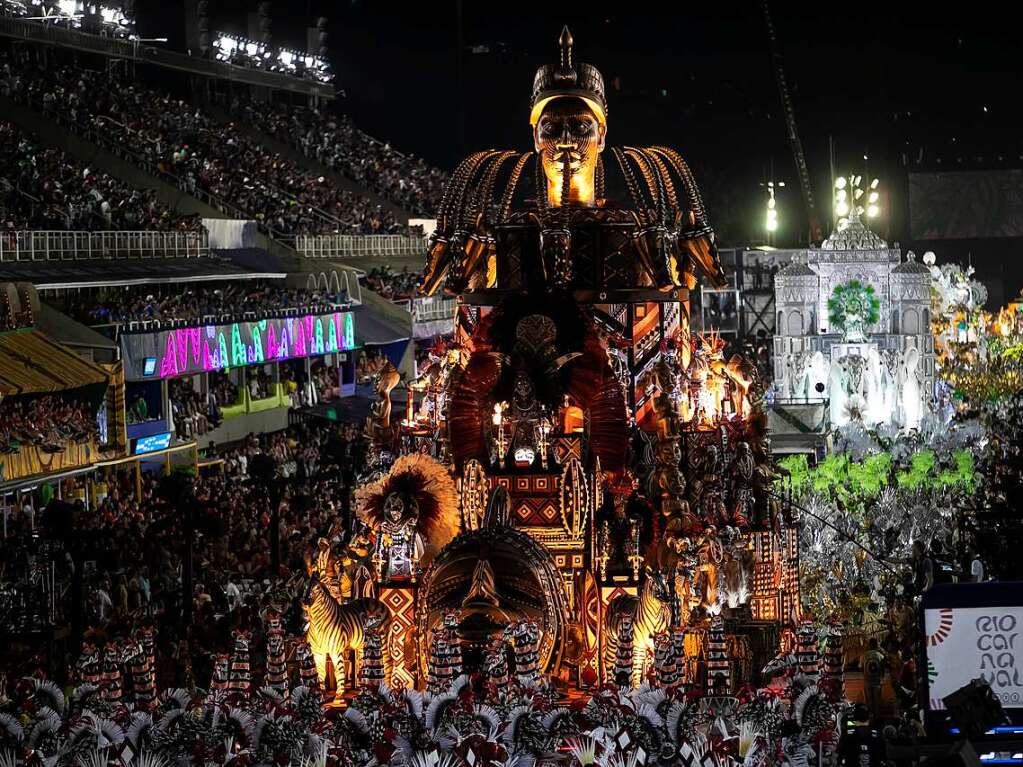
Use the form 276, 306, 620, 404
303, 568, 387, 698
602, 568, 673, 686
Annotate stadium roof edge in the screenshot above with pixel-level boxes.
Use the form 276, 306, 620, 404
32, 272, 288, 290
0, 16, 334, 99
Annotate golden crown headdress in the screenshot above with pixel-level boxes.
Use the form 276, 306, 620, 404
530, 26, 607, 127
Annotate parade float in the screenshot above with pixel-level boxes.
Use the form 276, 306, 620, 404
773, 251, 1023, 632
771, 187, 935, 432
306, 28, 803, 703
5, 31, 873, 767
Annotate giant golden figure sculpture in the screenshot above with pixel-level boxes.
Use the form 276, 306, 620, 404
319, 28, 796, 696
422, 26, 723, 299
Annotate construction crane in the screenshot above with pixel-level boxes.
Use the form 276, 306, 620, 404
762, 0, 822, 245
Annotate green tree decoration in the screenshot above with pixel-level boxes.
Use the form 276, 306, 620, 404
828, 279, 880, 342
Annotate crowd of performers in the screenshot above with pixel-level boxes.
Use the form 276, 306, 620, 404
0, 376, 949, 767
0, 611, 928, 766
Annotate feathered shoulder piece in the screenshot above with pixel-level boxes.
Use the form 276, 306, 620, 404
356, 454, 459, 547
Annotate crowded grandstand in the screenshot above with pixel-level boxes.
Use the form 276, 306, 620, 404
0, 10, 449, 710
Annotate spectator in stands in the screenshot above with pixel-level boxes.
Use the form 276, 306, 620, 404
0, 120, 201, 232
362, 265, 421, 300
128, 394, 150, 424
230, 97, 447, 217
170, 379, 210, 438
1, 49, 430, 237
65, 283, 347, 326
0, 395, 98, 453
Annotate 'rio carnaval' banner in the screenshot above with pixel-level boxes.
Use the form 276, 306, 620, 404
925, 605, 1023, 710
119, 311, 355, 380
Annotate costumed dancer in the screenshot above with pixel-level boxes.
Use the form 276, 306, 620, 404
128, 640, 156, 709
132, 622, 157, 708
613, 617, 635, 688
485, 637, 509, 692
294, 641, 320, 695
672, 628, 689, 687
706, 617, 731, 695
428, 610, 462, 694
512, 620, 540, 685
211, 653, 230, 693
654, 632, 678, 688
76, 640, 103, 687
427, 624, 447, 696
796, 620, 819, 679
137, 623, 157, 672
263, 608, 288, 693
99, 642, 123, 703
359, 613, 386, 688
227, 631, 252, 696
820, 621, 845, 701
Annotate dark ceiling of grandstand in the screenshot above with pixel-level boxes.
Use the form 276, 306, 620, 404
135, 1, 1019, 246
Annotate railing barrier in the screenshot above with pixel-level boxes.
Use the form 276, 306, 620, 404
295, 233, 426, 259
0, 230, 210, 261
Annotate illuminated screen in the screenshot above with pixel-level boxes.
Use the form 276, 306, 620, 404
134, 432, 173, 455
120, 311, 355, 381
143, 357, 157, 376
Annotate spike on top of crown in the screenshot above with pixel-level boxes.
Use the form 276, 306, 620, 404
558, 25, 574, 77
530, 26, 607, 127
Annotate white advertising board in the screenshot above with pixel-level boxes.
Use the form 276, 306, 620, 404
925, 606, 1023, 710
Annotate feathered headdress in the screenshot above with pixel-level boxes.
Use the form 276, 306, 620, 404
356, 453, 459, 550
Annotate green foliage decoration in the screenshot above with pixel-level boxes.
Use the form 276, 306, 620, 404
827, 280, 881, 334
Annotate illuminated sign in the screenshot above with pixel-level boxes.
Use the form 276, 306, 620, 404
134, 432, 173, 455
120, 311, 355, 380
143, 357, 157, 376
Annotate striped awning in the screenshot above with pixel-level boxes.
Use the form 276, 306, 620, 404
0, 329, 108, 396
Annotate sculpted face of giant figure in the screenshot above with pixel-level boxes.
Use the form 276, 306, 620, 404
533, 97, 606, 209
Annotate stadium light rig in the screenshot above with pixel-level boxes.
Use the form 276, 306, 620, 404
213, 32, 332, 83
14, 0, 131, 33
765, 180, 783, 235
834, 175, 880, 228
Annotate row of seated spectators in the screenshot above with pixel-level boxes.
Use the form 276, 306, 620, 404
168, 379, 219, 439
0, 119, 202, 233
229, 98, 447, 217
0, 394, 97, 453
1, 421, 370, 687
167, 360, 352, 437
1, 48, 423, 237
361, 265, 421, 300
64, 283, 347, 325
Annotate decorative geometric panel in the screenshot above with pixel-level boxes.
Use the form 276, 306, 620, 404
513, 498, 560, 526
460, 460, 488, 532
632, 302, 661, 363
554, 436, 583, 465
580, 571, 601, 687
751, 562, 777, 596
380, 586, 417, 689
751, 594, 780, 623
514, 503, 534, 524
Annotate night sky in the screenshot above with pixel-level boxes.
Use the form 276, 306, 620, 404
136, 2, 1020, 251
